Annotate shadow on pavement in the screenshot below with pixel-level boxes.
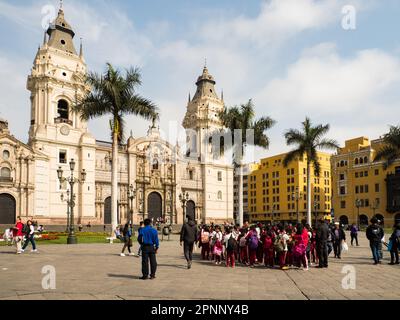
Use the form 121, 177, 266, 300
107, 274, 139, 280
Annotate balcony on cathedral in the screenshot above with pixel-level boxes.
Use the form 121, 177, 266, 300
54, 117, 73, 126
0, 176, 13, 183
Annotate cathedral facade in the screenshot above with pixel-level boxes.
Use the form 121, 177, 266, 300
0, 8, 233, 226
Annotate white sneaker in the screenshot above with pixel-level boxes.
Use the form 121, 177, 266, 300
120, 253, 126, 257
31, 249, 38, 253
17, 251, 22, 254
129, 253, 135, 256
20, 249, 25, 253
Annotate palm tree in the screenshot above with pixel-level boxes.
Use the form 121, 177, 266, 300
73, 63, 158, 233
283, 118, 338, 226
219, 100, 275, 226
374, 125, 400, 168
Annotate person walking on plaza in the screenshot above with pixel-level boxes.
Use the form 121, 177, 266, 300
135, 221, 144, 257
332, 222, 346, 259
350, 224, 359, 246
180, 215, 198, 269
120, 223, 133, 257
21, 220, 38, 253
12, 217, 24, 254
138, 219, 159, 280
366, 217, 384, 265
316, 219, 330, 268
388, 223, 400, 265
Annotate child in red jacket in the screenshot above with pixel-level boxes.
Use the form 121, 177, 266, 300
263, 227, 275, 268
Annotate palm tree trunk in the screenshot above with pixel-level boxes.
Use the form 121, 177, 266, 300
307, 160, 312, 226
111, 130, 119, 235
237, 163, 244, 227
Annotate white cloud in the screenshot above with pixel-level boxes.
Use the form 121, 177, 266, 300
259, 43, 400, 116
254, 43, 400, 155
200, 0, 352, 48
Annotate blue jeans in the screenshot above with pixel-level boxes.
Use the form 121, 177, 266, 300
370, 241, 380, 263
23, 235, 36, 250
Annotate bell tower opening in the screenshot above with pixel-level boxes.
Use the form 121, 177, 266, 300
57, 99, 69, 122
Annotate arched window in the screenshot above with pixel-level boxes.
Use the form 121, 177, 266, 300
152, 159, 159, 170
355, 158, 359, 165
364, 156, 368, 164
217, 191, 223, 200
57, 99, 69, 120
1, 167, 11, 178
359, 158, 363, 164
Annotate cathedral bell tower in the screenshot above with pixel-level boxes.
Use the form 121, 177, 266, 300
183, 66, 226, 163
26, 7, 95, 221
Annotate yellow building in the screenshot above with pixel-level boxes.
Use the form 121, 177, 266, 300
248, 152, 332, 225
331, 137, 400, 228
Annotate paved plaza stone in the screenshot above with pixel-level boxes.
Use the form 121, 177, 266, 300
0, 233, 399, 300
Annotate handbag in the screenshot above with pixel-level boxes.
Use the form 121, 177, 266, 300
341, 241, 349, 253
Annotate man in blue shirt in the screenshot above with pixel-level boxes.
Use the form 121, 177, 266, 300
138, 219, 159, 280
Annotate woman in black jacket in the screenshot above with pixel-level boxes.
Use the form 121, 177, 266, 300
389, 223, 400, 265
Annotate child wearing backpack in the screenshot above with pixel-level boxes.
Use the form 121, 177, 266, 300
200, 226, 211, 260
213, 226, 223, 265
246, 226, 259, 267
224, 227, 237, 268
262, 227, 275, 268
238, 230, 248, 265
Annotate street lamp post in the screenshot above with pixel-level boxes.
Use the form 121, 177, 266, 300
292, 186, 303, 224
60, 190, 71, 233
355, 199, 362, 230
57, 159, 86, 245
370, 200, 379, 219
128, 184, 136, 225
179, 191, 190, 223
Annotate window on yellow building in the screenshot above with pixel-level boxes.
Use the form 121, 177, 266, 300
341, 201, 346, 209
375, 184, 380, 192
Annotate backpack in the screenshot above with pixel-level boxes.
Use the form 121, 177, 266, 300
239, 236, 247, 248
248, 233, 259, 250
369, 226, 382, 242
201, 232, 209, 244
263, 236, 273, 249
294, 243, 306, 258
227, 235, 238, 252
22, 224, 30, 234
274, 235, 285, 253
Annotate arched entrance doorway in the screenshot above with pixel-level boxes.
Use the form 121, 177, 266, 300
186, 200, 195, 221
0, 194, 16, 225
375, 214, 384, 227
339, 215, 349, 226
148, 192, 162, 223
359, 214, 369, 227
104, 197, 111, 225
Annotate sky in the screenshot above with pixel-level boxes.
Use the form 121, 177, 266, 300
0, 0, 399, 163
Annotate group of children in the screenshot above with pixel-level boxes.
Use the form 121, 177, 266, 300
198, 222, 318, 270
